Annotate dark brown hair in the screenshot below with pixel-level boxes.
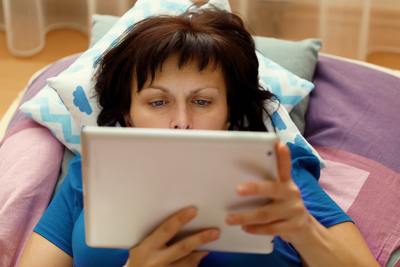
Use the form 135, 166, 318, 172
94, 7, 276, 131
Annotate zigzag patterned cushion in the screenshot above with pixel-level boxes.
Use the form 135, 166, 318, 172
19, 0, 326, 168
21, 84, 81, 154
256, 51, 315, 112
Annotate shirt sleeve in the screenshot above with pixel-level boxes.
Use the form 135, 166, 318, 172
287, 143, 353, 227
33, 156, 83, 257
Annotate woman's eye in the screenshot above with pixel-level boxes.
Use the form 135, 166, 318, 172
149, 100, 166, 107
194, 100, 210, 106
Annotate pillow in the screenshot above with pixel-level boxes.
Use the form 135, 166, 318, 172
386, 248, 400, 267
89, 14, 120, 49
253, 37, 321, 134
253, 37, 321, 82
20, 0, 326, 168
89, 14, 120, 50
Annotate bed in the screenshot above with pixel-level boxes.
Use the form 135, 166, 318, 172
1, 1, 400, 267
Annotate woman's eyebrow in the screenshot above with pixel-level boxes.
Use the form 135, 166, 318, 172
144, 85, 219, 94
191, 87, 219, 94
143, 85, 169, 93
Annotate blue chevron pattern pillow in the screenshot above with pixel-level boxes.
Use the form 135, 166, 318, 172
19, 0, 325, 167
20, 84, 82, 154
256, 51, 314, 112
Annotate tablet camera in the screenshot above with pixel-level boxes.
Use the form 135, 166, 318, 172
267, 151, 273, 156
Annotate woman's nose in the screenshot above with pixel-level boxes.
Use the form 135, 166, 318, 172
171, 104, 192, 129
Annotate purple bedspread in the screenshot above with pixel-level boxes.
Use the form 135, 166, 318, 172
305, 55, 400, 267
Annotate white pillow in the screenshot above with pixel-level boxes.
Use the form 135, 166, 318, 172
20, 0, 326, 168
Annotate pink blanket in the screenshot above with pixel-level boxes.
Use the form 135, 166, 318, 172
0, 120, 63, 266
0, 55, 79, 267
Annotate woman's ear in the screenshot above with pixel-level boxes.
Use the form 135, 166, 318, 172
225, 120, 231, 130
124, 114, 134, 127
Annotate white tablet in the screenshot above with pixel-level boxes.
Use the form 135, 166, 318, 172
81, 126, 278, 254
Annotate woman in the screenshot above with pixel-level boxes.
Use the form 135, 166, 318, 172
18, 8, 379, 267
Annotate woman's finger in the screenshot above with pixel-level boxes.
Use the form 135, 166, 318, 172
241, 218, 293, 236
171, 251, 209, 267
142, 207, 197, 249
235, 142, 295, 199
226, 198, 295, 226
241, 213, 312, 243
276, 142, 292, 183
161, 229, 219, 263
235, 179, 299, 200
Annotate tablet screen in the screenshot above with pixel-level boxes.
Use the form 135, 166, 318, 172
81, 127, 278, 254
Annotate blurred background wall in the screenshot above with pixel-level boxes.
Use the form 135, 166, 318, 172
230, 0, 400, 68
0, 0, 399, 119
1, 0, 399, 65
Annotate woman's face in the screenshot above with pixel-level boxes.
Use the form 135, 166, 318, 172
126, 55, 230, 130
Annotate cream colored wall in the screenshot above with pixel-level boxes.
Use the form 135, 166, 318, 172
0, 29, 88, 122
230, 0, 400, 62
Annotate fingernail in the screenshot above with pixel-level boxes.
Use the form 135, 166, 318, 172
226, 215, 234, 224
237, 184, 247, 194
209, 230, 220, 240
186, 208, 196, 218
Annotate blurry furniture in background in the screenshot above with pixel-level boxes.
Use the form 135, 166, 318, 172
319, 0, 373, 61
233, 0, 400, 63
0, 0, 136, 57
236, 0, 293, 37
317, 0, 400, 62
0, 0, 399, 64
0, 0, 88, 56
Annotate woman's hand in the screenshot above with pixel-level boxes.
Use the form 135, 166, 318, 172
124, 207, 219, 267
225, 142, 313, 244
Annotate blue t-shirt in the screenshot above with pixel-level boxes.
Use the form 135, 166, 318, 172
34, 144, 352, 267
